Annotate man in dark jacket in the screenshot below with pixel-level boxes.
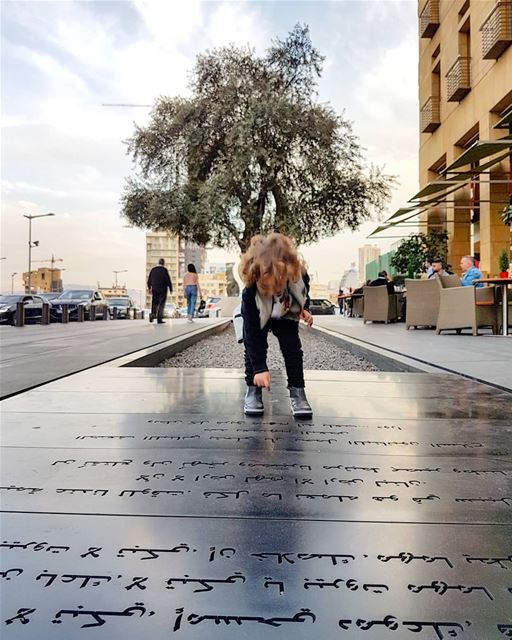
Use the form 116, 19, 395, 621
369, 270, 395, 295
147, 258, 173, 324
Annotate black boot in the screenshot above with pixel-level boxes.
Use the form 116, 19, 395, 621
244, 386, 264, 415
289, 387, 312, 417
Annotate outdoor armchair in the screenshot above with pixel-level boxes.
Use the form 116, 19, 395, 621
362, 285, 397, 324
352, 295, 364, 318
405, 278, 439, 329
435, 276, 498, 336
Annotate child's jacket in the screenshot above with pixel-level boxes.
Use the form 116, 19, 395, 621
241, 272, 310, 375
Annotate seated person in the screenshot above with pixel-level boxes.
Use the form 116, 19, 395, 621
428, 257, 450, 278
460, 255, 483, 287
369, 270, 395, 295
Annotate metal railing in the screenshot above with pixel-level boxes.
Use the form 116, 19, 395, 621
446, 56, 471, 102
481, 1, 512, 59
420, 96, 441, 133
419, 0, 440, 38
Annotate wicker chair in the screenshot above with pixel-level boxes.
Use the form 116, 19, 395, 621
435, 275, 498, 336
352, 295, 364, 318
405, 278, 439, 329
363, 285, 397, 324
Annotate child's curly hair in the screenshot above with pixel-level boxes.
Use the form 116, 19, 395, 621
239, 233, 305, 293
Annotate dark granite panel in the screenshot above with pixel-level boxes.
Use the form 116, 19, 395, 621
1, 514, 511, 639
2, 448, 512, 523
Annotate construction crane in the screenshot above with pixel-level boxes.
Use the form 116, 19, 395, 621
33, 254, 65, 292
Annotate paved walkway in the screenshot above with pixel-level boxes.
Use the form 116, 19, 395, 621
1, 361, 511, 638
0, 318, 227, 398
313, 316, 512, 391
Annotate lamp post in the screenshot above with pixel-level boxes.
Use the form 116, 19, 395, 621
11, 272, 17, 294
113, 269, 128, 288
24, 213, 55, 293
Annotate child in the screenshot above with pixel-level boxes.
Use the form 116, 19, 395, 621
239, 233, 313, 417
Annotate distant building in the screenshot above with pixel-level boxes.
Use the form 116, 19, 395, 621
145, 232, 180, 307
179, 240, 207, 277
99, 286, 129, 299
22, 267, 62, 293
339, 262, 359, 292
198, 272, 227, 300
204, 262, 227, 274
358, 245, 380, 283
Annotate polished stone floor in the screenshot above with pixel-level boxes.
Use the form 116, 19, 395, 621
1, 367, 511, 638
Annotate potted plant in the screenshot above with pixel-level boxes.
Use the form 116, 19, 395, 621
499, 249, 510, 278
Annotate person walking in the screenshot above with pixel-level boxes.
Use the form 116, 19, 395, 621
147, 258, 173, 324
240, 233, 313, 418
183, 263, 202, 323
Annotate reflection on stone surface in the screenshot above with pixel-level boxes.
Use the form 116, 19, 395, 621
1, 368, 511, 638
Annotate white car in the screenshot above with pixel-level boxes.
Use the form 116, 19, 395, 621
197, 296, 222, 318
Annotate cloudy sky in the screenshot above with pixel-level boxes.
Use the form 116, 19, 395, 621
1, 0, 419, 294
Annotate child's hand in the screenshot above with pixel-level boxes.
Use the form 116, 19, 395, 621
300, 309, 313, 327
253, 372, 271, 389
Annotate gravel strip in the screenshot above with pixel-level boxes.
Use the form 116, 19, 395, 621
160, 324, 380, 371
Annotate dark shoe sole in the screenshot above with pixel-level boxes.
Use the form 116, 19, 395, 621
291, 408, 313, 417
244, 408, 264, 416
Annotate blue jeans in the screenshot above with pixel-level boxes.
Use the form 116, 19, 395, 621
185, 285, 197, 317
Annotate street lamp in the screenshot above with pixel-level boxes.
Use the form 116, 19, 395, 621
11, 272, 17, 294
23, 213, 55, 293
113, 269, 128, 288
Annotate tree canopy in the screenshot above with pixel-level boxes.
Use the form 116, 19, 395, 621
390, 230, 450, 277
121, 24, 394, 252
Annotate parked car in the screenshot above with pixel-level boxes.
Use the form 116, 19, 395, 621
309, 298, 336, 315
197, 296, 222, 318
0, 294, 52, 325
40, 292, 63, 301
52, 289, 108, 321
107, 297, 133, 319
163, 303, 179, 319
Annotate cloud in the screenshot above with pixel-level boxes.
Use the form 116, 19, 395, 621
1, 0, 419, 291
205, 2, 270, 51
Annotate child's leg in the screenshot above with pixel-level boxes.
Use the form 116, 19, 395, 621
243, 331, 269, 415
270, 319, 305, 387
244, 333, 268, 386
272, 319, 311, 416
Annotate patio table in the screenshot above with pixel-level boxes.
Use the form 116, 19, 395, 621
475, 278, 512, 337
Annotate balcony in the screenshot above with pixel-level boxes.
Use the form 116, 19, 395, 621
446, 56, 471, 102
419, 0, 440, 38
481, 1, 512, 59
420, 96, 441, 133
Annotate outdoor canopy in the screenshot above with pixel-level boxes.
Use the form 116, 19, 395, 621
369, 149, 512, 237
494, 106, 512, 130
443, 139, 512, 173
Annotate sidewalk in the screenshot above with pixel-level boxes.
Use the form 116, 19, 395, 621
0, 318, 227, 398
313, 315, 512, 391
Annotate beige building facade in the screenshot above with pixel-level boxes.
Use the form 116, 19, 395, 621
145, 232, 180, 308
22, 267, 63, 293
358, 244, 381, 283
418, 0, 511, 274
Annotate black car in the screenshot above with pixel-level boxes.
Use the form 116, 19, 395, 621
40, 292, 63, 301
309, 298, 336, 315
0, 294, 52, 325
52, 289, 108, 321
107, 297, 133, 319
